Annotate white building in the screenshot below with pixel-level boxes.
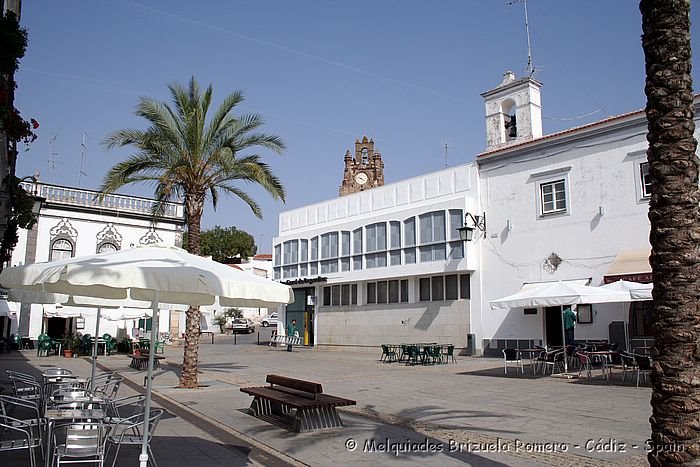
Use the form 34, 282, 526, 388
272, 71, 688, 355
3, 180, 185, 343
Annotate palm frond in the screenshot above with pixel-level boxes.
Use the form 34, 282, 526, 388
217, 185, 263, 218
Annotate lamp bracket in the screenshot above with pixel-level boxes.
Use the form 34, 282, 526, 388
465, 212, 486, 232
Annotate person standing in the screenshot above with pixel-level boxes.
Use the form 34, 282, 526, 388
287, 319, 297, 352
563, 306, 576, 346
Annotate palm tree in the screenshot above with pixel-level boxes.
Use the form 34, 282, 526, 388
640, 1, 700, 464
100, 77, 285, 388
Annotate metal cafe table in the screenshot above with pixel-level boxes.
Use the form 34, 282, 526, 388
43, 408, 105, 467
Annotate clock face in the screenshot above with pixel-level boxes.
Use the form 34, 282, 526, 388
354, 172, 369, 185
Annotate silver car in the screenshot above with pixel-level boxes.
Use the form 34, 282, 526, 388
261, 312, 278, 327
230, 318, 255, 334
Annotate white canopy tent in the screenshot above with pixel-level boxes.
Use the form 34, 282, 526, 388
0, 244, 294, 467
601, 280, 653, 301
490, 281, 631, 374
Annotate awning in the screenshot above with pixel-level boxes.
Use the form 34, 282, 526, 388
520, 278, 591, 291
43, 304, 86, 318
0, 300, 17, 319
604, 249, 652, 283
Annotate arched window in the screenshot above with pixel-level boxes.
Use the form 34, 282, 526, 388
502, 99, 517, 139
361, 148, 369, 165
97, 242, 118, 254
50, 239, 73, 261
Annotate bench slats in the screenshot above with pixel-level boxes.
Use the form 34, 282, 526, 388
266, 374, 322, 395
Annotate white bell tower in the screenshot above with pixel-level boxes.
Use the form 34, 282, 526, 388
481, 71, 543, 150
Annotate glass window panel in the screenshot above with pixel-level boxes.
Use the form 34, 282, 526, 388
351, 284, 358, 305
400, 280, 409, 303
300, 239, 308, 262
432, 276, 444, 301
450, 242, 464, 259
377, 281, 388, 304
330, 232, 338, 257
366, 224, 377, 252
341, 231, 350, 256
376, 223, 386, 251
367, 282, 376, 304
388, 280, 399, 303
341, 257, 350, 272
445, 275, 458, 300
390, 222, 401, 248
353, 255, 362, 270
299, 264, 308, 277
419, 278, 431, 301
641, 162, 652, 197
433, 211, 446, 242
331, 285, 341, 306
274, 244, 281, 266
460, 274, 471, 299
323, 287, 331, 306
341, 284, 350, 306
420, 246, 433, 262
449, 210, 463, 240
419, 214, 432, 244
404, 217, 415, 246
273, 268, 280, 280
310, 262, 318, 275
404, 248, 416, 264
310, 237, 318, 260
353, 228, 363, 254
433, 244, 446, 261
390, 250, 401, 266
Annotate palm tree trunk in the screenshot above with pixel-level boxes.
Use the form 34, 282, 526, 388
640, 1, 700, 464
179, 193, 206, 388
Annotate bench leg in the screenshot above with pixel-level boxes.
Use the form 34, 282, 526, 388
295, 407, 344, 432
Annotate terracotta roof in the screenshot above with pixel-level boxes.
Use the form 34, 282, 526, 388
253, 254, 272, 260
477, 108, 645, 159
226, 264, 244, 270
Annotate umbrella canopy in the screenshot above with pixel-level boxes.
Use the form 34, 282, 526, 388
0, 244, 294, 467
490, 281, 631, 310
600, 280, 653, 301
101, 308, 153, 321
0, 244, 293, 308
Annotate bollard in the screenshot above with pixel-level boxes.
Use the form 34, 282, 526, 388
234, 333, 237, 345
257, 332, 260, 345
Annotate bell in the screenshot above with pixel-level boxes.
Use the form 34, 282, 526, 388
509, 125, 517, 138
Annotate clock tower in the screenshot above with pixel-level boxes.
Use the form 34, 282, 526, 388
339, 136, 385, 196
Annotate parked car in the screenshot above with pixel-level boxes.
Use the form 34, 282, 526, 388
261, 312, 278, 327
230, 318, 255, 334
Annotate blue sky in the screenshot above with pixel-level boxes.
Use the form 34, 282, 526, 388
13, 1, 700, 251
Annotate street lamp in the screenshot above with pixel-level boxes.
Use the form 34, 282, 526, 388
457, 212, 486, 242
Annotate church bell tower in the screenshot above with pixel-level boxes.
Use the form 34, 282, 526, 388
339, 136, 385, 196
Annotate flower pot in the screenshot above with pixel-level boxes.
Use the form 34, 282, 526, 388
134, 348, 141, 357
63, 349, 73, 358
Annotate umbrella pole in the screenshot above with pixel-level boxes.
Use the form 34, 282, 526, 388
140, 291, 159, 467
561, 310, 569, 373
90, 308, 101, 390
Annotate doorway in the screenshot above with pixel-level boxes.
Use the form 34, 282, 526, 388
544, 306, 563, 347
285, 288, 315, 346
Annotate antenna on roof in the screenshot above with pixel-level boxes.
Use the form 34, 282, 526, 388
507, 0, 536, 77
78, 131, 88, 187
443, 140, 448, 168
48, 133, 61, 183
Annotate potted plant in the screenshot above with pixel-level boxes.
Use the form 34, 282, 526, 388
62, 334, 80, 358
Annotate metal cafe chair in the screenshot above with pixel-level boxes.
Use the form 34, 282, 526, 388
105, 409, 164, 467
0, 413, 42, 467
502, 349, 523, 374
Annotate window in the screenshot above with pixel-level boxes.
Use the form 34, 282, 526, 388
352, 228, 362, 254
419, 274, 470, 301
445, 275, 458, 300
459, 274, 470, 299
389, 222, 401, 248
400, 280, 409, 303
377, 282, 388, 304
299, 264, 308, 277
300, 239, 308, 262
367, 280, 402, 304
97, 242, 117, 253
640, 162, 652, 198
310, 262, 318, 275
331, 285, 341, 306
389, 250, 401, 266
404, 248, 416, 264
352, 255, 362, 270
420, 244, 446, 263
283, 240, 298, 265
366, 223, 386, 252
274, 244, 282, 266
404, 217, 416, 246
323, 287, 331, 306
540, 179, 567, 214
431, 276, 444, 301
341, 231, 351, 256
366, 252, 386, 269
341, 285, 350, 306
388, 280, 399, 303
320, 259, 338, 274
449, 210, 464, 240
419, 211, 446, 244
50, 239, 73, 261
310, 237, 319, 260
419, 278, 431, 301
321, 232, 338, 259
577, 304, 593, 323
367, 282, 377, 304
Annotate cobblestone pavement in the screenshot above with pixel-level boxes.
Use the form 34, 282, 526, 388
2, 337, 654, 466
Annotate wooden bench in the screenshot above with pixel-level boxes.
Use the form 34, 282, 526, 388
128, 354, 165, 370
240, 374, 356, 432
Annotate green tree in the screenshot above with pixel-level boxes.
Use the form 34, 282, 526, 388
100, 77, 285, 388
640, 0, 700, 464
186, 225, 257, 262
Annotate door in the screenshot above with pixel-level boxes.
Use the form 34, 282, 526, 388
544, 306, 563, 347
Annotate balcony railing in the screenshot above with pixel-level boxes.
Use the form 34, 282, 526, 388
20, 182, 184, 220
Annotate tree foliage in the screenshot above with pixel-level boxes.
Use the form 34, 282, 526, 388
195, 225, 257, 262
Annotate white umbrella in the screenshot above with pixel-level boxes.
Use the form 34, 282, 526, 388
600, 280, 653, 301
490, 281, 630, 374
0, 244, 294, 467
101, 307, 153, 321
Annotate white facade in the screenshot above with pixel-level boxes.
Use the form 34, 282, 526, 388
6, 181, 185, 343
273, 164, 481, 350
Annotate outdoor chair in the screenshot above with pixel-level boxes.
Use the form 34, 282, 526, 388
380, 344, 397, 363
404, 346, 420, 366
443, 344, 456, 363
0, 413, 42, 467
37, 338, 52, 357
619, 352, 638, 383
10, 334, 22, 350
634, 354, 653, 387
52, 422, 110, 467
538, 350, 565, 375
502, 349, 523, 374
576, 352, 593, 380
153, 339, 166, 354
8, 373, 42, 404
93, 376, 123, 400
105, 395, 146, 421
0, 394, 46, 459
105, 408, 164, 467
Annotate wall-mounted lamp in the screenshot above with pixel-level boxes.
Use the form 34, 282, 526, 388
506, 219, 513, 232
457, 212, 487, 242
